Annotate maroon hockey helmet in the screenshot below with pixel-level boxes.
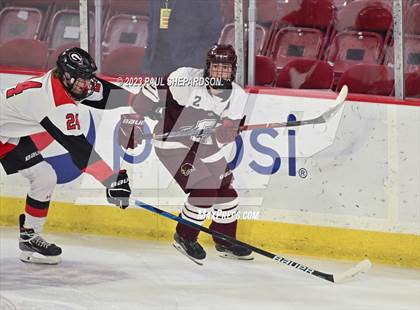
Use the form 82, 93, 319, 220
205, 44, 237, 88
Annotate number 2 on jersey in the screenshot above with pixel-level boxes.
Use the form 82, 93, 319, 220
6, 81, 43, 98
66, 113, 80, 130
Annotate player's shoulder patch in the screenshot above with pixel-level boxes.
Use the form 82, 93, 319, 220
50, 74, 76, 107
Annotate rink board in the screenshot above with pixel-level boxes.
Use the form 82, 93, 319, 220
1, 72, 420, 268
0, 196, 419, 267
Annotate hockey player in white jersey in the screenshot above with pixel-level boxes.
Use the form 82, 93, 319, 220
120, 44, 253, 263
0, 47, 133, 264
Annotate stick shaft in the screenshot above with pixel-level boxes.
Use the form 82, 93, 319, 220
135, 200, 334, 282
144, 85, 348, 141
145, 118, 317, 140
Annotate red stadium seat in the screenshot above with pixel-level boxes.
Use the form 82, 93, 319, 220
383, 4, 420, 74
255, 55, 276, 86
1, 0, 54, 41
326, 31, 385, 74
278, 0, 334, 29
46, 9, 95, 50
0, 38, 48, 69
107, 0, 150, 17
221, 0, 280, 24
333, 0, 351, 8
334, 0, 392, 33
326, 0, 392, 77
405, 3, 420, 35
276, 58, 334, 89
384, 35, 420, 74
0, 7, 43, 44
101, 0, 151, 56
45, 42, 95, 70
405, 72, 420, 98
257, 0, 283, 24
102, 15, 149, 54
218, 23, 267, 55
102, 46, 145, 76
266, 0, 334, 68
270, 27, 324, 68
336, 64, 394, 96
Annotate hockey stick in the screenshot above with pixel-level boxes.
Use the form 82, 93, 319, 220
144, 85, 348, 141
134, 199, 371, 283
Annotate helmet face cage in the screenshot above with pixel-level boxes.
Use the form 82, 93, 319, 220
205, 44, 237, 89
56, 47, 98, 100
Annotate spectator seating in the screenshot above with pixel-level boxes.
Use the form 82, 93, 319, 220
102, 0, 150, 56
255, 55, 276, 86
405, 71, 420, 98
102, 15, 149, 54
1, 0, 53, 42
384, 35, 420, 73
218, 23, 267, 55
220, 0, 279, 25
266, 0, 335, 69
325, 0, 393, 78
46, 9, 94, 51
0, 0, 417, 100
276, 58, 334, 89
336, 64, 394, 96
0, 6, 43, 44
101, 46, 145, 77
0, 38, 48, 69
45, 42, 90, 70
383, 4, 420, 73
333, 0, 351, 9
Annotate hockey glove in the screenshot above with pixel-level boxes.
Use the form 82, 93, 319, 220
215, 118, 242, 144
131, 81, 163, 120
103, 170, 131, 209
118, 113, 145, 149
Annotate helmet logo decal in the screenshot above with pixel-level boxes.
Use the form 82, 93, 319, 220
70, 52, 82, 63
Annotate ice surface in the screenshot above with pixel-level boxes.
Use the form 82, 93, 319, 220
0, 228, 419, 310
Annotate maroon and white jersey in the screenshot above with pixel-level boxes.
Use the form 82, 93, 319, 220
154, 67, 248, 162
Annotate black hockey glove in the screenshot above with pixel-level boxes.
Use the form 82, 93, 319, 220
118, 113, 145, 149
103, 170, 131, 209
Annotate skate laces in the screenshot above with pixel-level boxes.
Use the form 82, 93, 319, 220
189, 239, 203, 251
32, 235, 52, 248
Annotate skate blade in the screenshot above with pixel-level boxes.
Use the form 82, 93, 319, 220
218, 252, 254, 261
19, 251, 61, 265
172, 242, 204, 266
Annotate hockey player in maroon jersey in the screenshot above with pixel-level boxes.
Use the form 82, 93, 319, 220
0, 47, 133, 264
120, 44, 253, 263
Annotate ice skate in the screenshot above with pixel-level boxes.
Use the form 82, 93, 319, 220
173, 233, 206, 265
19, 214, 62, 264
215, 243, 254, 260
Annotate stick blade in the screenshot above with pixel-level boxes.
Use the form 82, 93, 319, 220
320, 85, 348, 122
333, 259, 372, 283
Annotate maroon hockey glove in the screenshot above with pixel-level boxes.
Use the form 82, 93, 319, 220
215, 118, 241, 144
130, 82, 162, 120
103, 170, 131, 209
118, 113, 145, 149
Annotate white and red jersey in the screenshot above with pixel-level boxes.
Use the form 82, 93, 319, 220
0, 70, 85, 140
154, 67, 248, 162
0, 70, 131, 183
